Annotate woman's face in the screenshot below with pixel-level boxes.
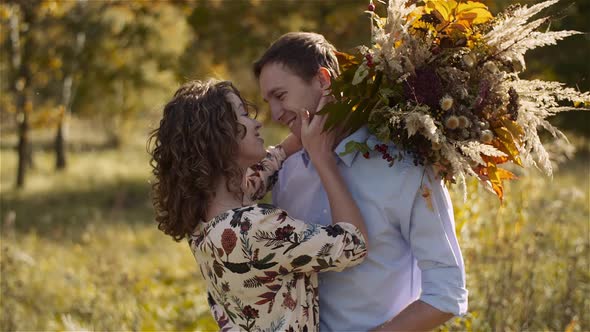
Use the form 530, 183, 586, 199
226, 93, 266, 167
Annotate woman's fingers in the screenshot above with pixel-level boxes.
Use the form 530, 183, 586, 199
301, 110, 310, 127
315, 93, 334, 114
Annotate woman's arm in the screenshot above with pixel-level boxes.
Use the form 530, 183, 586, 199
242, 148, 285, 202
278, 134, 302, 158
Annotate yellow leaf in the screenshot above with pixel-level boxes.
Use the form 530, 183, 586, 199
456, 2, 493, 25
335, 51, 359, 70
494, 127, 523, 166
426, 0, 457, 23
421, 184, 434, 212
565, 318, 578, 332
486, 163, 517, 201
501, 118, 524, 143
486, 163, 504, 200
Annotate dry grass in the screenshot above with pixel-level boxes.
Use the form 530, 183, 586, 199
1, 125, 588, 331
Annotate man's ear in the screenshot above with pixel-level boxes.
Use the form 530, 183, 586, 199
317, 67, 332, 89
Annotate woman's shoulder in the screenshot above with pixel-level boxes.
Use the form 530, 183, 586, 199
201, 204, 287, 231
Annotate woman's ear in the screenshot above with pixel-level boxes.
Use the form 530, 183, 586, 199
317, 67, 332, 89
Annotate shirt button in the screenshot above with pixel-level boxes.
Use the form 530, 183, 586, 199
323, 209, 328, 214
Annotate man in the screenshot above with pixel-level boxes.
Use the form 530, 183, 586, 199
253, 32, 467, 331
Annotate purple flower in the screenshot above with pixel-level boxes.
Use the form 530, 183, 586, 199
242, 305, 259, 319
403, 67, 443, 109
240, 220, 252, 234
275, 225, 295, 241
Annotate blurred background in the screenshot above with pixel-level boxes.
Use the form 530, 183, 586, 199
0, 0, 588, 331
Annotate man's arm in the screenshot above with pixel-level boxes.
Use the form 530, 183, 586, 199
372, 300, 453, 331
380, 167, 468, 331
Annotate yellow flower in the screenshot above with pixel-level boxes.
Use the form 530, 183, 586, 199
458, 116, 471, 128
446, 115, 460, 129
481, 130, 494, 143
440, 95, 454, 111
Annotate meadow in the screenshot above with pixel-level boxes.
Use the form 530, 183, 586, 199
1, 124, 588, 332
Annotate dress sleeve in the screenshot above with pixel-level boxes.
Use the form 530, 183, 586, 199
242, 146, 286, 203
248, 205, 367, 274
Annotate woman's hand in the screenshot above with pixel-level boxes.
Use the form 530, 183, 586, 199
299, 95, 337, 165
279, 134, 302, 158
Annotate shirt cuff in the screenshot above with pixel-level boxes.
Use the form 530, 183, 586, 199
419, 266, 468, 316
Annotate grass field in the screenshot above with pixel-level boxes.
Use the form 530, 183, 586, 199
1, 125, 588, 331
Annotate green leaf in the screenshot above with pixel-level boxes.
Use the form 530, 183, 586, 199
319, 100, 354, 131
213, 260, 224, 278
252, 261, 278, 270
340, 141, 370, 156
223, 261, 251, 274
291, 255, 312, 268
257, 252, 275, 265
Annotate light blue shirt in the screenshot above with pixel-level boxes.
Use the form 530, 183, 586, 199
272, 127, 468, 331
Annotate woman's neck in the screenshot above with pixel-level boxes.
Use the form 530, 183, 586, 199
206, 176, 244, 222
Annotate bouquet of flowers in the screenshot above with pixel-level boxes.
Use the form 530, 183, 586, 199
324, 0, 589, 200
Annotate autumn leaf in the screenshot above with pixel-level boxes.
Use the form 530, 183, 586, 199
501, 118, 525, 144
493, 127, 523, 166
455, 1, 492, 25
335, 51, 360, 71
486, 163, 517, 201
421, 0, 492, 35
421, 184, 434, 212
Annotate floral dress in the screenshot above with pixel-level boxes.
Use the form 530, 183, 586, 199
189, 147, 368, 332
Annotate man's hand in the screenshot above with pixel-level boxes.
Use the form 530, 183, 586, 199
371, 300, 454, 332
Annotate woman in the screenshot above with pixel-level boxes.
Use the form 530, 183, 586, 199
148, 79, 368, 331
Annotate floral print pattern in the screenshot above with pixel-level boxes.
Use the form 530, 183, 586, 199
189, 147, 367, 331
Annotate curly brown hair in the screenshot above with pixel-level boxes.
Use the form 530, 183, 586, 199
147, 79, 256, 241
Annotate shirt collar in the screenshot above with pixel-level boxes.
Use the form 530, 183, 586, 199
334, 126, 371, 168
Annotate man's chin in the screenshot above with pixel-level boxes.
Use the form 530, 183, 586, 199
290, 129, 302, 140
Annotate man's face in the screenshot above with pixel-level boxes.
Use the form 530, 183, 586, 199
258, 62, 324, 138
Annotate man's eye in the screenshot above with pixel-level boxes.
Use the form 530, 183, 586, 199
277, 92, 286, 100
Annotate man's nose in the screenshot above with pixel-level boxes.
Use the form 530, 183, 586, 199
270, 102, 284, 123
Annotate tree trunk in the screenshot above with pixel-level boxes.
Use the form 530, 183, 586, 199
10, 5, 33, 188
55, 120, 66, 169
16, 98, 29, 188
54, 7, 86, 170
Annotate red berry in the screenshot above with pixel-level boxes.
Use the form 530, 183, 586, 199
368, 3, 375, 11
363, 152, 370, 159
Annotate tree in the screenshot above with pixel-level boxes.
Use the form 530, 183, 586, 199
2, 1, 39, 188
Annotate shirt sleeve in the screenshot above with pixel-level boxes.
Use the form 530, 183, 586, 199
243, 146, 286, 203
250, 206, 367, 274
403, 168, 468, 316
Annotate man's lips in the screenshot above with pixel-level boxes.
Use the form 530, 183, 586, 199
286, 117, 296, 129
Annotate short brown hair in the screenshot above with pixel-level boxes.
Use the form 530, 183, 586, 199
147, 79, 255, 241
253, 32, 340, 82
